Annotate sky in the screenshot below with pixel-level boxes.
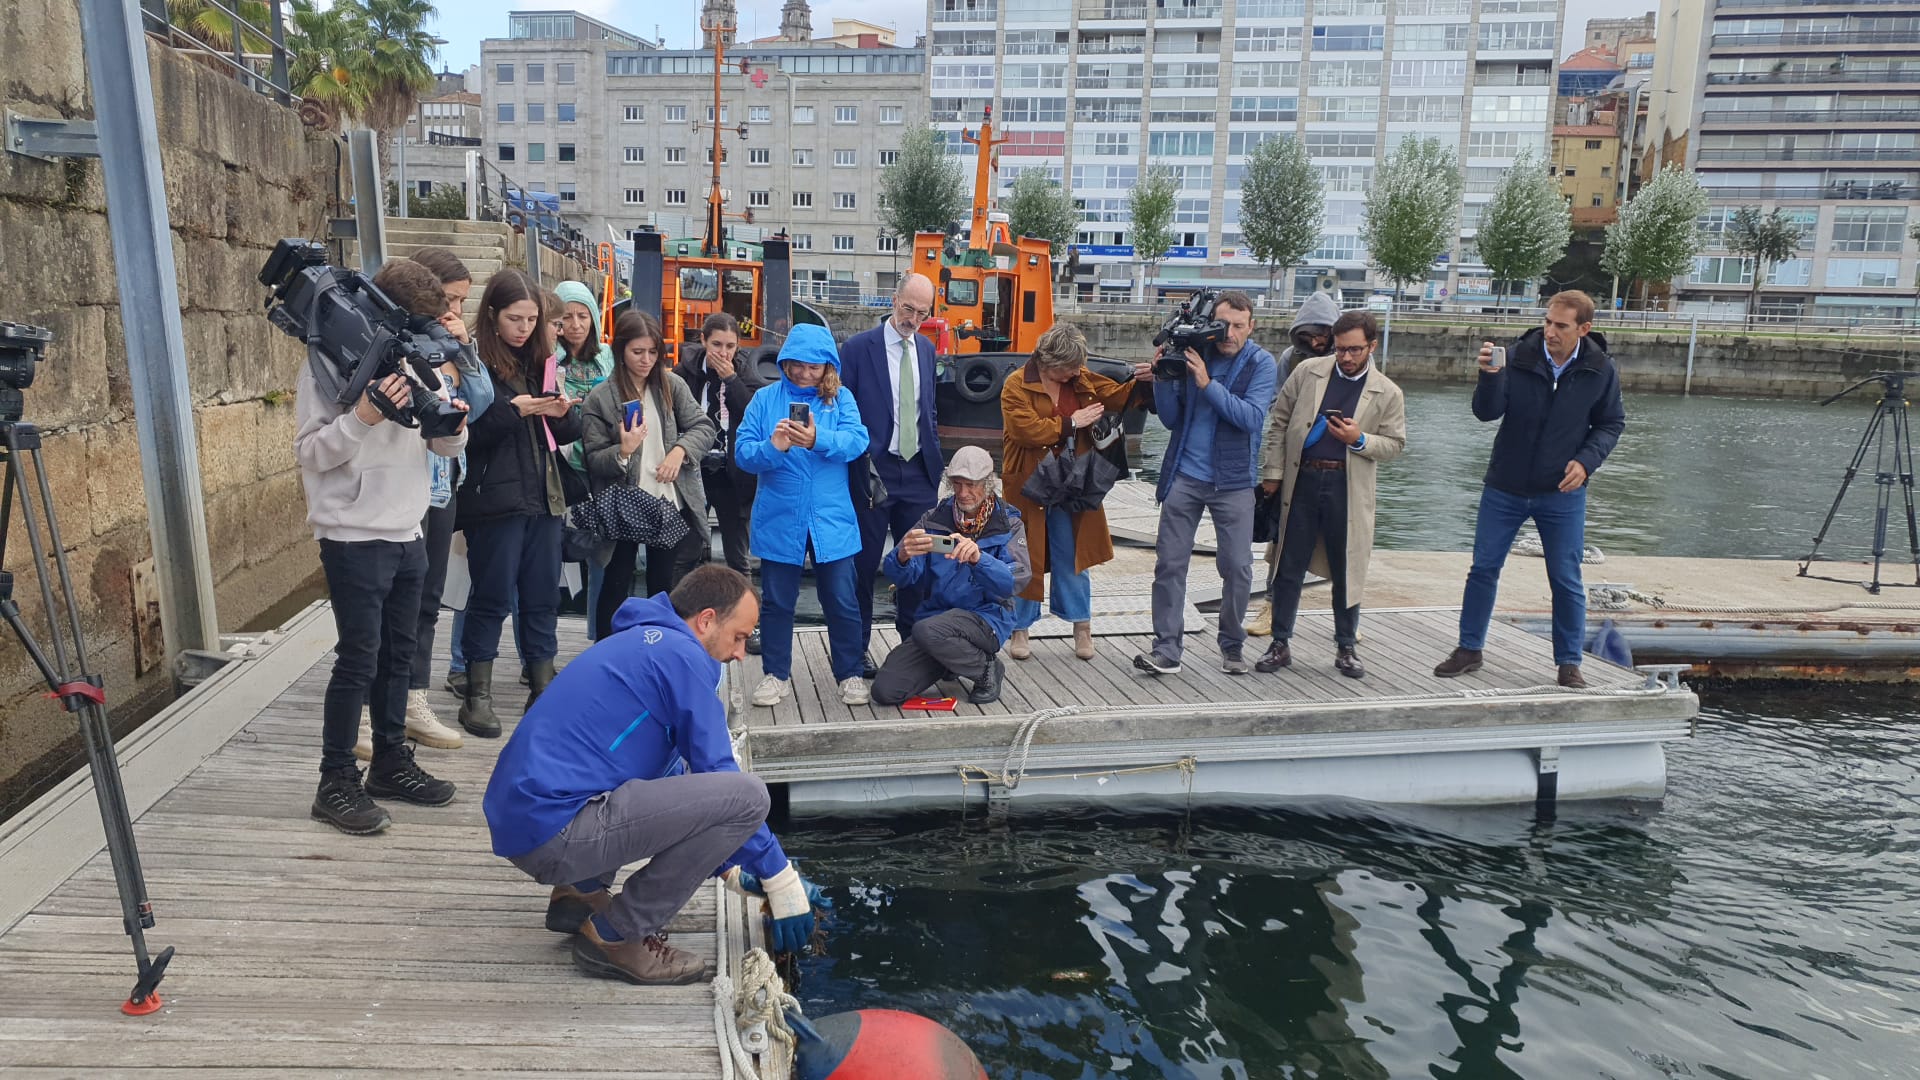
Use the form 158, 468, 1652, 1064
430, 0, 1636, 75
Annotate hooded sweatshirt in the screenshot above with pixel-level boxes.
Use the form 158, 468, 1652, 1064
482, 593, 790, 880
1280, 291, 1341, 373
553, 280, 614, 471
294, 357, 468, 542
734, 323, 872, 566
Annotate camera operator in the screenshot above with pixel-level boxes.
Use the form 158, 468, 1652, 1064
296, 258, 470, 836
1132, 291, 1279, 677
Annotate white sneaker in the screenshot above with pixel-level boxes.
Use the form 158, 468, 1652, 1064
353, 707, 373, 762
404, 689, 464, 749
839, 677, 870, 706
752, 675, 790, 707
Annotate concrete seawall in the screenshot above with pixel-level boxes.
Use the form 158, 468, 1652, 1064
816, 302, 1910, 400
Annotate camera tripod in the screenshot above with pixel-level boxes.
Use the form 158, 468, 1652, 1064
1799, 370, 1920, 594
1, 406, 172, 1011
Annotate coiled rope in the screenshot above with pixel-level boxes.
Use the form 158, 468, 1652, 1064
711, 880, 800, 1080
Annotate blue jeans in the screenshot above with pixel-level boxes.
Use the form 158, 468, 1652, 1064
759, 554, 864, 683
1458, 484, 1589, 666
1015, 506, 1091, 628
461, 514, 564, 666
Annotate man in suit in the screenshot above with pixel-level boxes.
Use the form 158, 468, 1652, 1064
842, 274, 943, 672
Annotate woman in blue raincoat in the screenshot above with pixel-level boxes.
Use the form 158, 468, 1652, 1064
735, 324, 873, 709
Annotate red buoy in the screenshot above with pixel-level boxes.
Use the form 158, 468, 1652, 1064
793, 1009, 987, 1080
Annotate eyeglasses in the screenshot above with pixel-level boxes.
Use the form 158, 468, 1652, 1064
1333, 345, 1371, 358
896, 302, 932, 321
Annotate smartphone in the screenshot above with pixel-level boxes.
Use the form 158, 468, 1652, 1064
623, 399, 643, 429
1486, 345, 1507, 371
1320, 408, 1344, 421
931, 534, 959, 553
788, 402, 811, 426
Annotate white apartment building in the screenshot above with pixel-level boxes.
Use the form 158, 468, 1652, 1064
927, 0, 1560, 303
481, 10, 928, 300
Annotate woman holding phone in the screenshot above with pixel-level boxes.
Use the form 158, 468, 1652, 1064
455, 269, 583, 738
580, 310, 715, 638
735, 324, 873, 708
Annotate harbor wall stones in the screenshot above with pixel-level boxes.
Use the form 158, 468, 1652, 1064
0, 1, 337, 816
816, 302, 1898, 401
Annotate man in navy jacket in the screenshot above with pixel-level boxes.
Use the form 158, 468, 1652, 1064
841, 274, 943, 669
1434, 290, 1626, 688
483, 566, 823, 984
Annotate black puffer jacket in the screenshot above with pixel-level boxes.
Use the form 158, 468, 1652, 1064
456, 367, 584, 526
674, 343, 763, 483
1473, 327, 1626, 497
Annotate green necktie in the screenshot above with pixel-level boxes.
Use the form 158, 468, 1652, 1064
897, 336, 918, 461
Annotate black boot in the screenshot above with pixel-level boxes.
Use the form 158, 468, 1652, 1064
526, 657, 557, 709
967, 657, 1005, 705
365, 744, 457, 806
311, 766, 391, 835
459, 659, 501, 738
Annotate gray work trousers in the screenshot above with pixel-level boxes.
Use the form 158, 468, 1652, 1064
1151, 473, 1257, 661
507, 771, 770, 941
872, 609, 1000, 706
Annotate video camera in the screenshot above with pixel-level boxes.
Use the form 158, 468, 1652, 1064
1151, 289, 1229, 380
0, 321, 51, 424
258, 239, 467, 439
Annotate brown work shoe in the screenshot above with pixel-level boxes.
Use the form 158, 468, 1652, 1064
545, 884, 612, 934
1433, 647, 1484, 678
1557, 664, 1588, 689
1254, 641, 1292, 673
572, 919, 707, 985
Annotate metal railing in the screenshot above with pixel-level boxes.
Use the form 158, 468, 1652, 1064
1700, 183, 1914, 200
138, 0, 294, 105
469, 155, 598, 268
1696, 147, 1920, 163
1706, 69, 1920, 85
1712, 29, 1920, 47
1701, 107, 1920, 125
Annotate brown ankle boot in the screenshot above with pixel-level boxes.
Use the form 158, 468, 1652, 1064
545, 884, 612, 933
1073, 621, 1094, 660
572, 918, 707, 985
1007, 628, 1031, 660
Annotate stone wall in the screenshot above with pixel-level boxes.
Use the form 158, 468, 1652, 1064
814, 302, 1900, 400
0, 1, 337, 816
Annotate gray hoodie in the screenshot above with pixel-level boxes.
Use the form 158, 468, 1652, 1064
1279, 291, 1341, 374
294, 360, 468, 543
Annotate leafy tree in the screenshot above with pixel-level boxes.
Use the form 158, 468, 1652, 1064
1476, 151, 1572, 309
876, 125, 969, 242
1601, 165, 1709, 309
1003, 169, 1080, 257
1362, 135, 1461, 304
387, 181, 467, 219
1239, 134, 1321, 300
1724, 206, 1803, 326
1128, 166, 1178, 299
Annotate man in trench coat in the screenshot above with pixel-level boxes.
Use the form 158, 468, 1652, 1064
1254, 309, 1406, 678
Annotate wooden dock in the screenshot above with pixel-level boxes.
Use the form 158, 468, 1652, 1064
0, 605, 784, 1079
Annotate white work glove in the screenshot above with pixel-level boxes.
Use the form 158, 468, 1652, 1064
760, 863, 813, 953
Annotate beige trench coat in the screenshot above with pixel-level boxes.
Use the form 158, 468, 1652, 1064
1257, 354, 1407, 602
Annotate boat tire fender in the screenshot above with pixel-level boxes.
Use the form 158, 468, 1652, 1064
953, 355, 1004, 405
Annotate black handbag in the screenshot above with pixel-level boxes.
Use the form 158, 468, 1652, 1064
554, 453, 591, 506
1020, 415, 1123, 513
1252, 483, 1284, 544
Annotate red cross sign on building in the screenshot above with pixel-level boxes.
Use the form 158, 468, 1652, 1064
750, 67, 768, 89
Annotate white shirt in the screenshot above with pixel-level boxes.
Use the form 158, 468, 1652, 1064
881, 320, 922, 459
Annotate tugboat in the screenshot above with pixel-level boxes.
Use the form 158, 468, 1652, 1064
911, 106, 1146, 460
617, 15, 827, 369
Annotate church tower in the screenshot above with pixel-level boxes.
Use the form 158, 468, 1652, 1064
701, 0, 736, 46
778, 0, 813, 42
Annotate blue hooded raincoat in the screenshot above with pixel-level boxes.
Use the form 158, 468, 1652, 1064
735, 323, 871, 566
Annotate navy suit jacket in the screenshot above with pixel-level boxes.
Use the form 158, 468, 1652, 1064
839, 322, 942, 504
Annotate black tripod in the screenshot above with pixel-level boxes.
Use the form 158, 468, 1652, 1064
1800, 370, 1920, 594
0, 323, 171, 1013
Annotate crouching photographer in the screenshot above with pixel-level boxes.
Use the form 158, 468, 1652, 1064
269, 242, 471, 835
1132, 290, 1279, 678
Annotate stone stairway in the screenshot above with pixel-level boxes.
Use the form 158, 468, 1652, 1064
381, 218, 512, 322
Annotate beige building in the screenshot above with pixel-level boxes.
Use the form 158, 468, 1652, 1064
481, 8, 927, 301
1553, 122, 1622, 227
1583, 12, 1657, 59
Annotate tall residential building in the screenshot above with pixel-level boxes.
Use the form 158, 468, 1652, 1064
481, 10, 927, 300
1657, 1, 1920, 321
1582, 12, 1657, 57
928, 0, 1559, 304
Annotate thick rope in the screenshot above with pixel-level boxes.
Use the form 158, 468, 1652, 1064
736, 948, 801, 1051
1513, 533, 1605, 564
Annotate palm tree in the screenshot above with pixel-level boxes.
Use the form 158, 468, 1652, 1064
166, 0, 275, 54
353, 0, 439, 159
287, 0, 371, 132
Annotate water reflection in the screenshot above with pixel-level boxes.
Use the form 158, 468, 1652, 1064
782, 688, 1920, 1079
1137, 386, 1889, 560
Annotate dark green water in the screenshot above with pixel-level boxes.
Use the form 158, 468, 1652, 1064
782, 685, 1920, 1079
1139, 384, 1904, 562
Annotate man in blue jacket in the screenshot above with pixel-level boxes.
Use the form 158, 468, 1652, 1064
1434, 290, 1626, 688
1135, 291, 1280, 677
873, 446, 1032, 707
483, 566, 823, 984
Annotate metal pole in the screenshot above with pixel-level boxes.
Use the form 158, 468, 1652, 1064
1685, 314, 1698, 396
465, 150, 480, 220
268, 0, 290, 104
526, 223, 542, 286
74, 0, 221, 659
348, 129, 386, 274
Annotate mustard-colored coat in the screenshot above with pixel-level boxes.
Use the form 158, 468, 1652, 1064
1000, 360, 1140, 601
